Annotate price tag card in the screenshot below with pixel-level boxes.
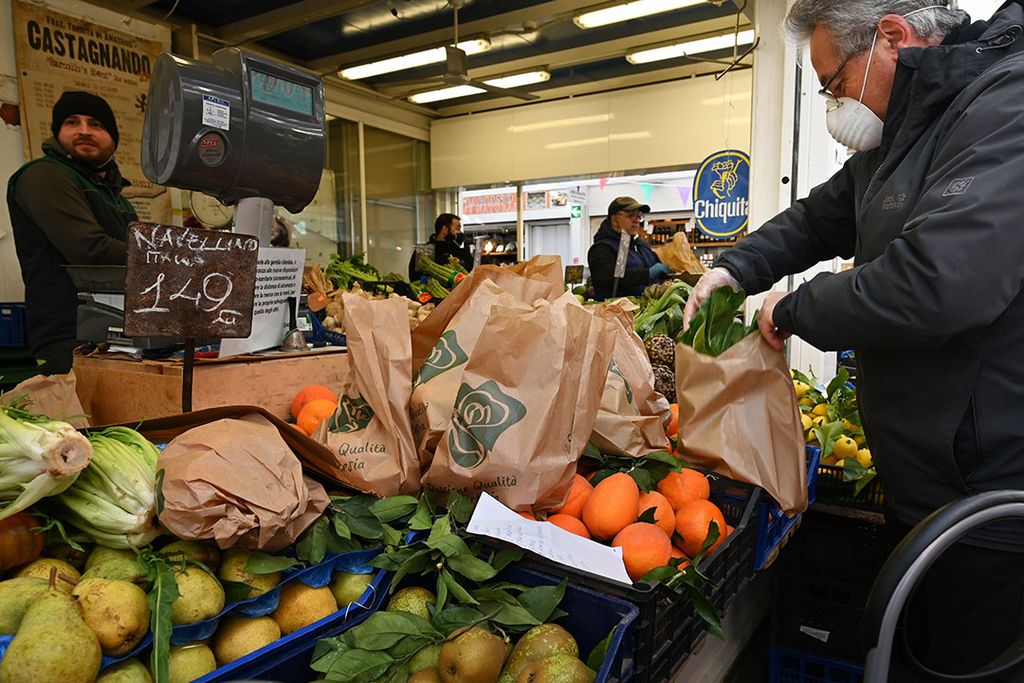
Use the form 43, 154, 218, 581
564, 265, 584, 285
124, 223, 258, 339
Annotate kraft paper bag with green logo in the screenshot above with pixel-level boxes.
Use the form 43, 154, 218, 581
421, 293, 615, 512
412, 255, 565, 376
310, 294, 420, 497
675, 333, 807, 514
590, 300, 673, 457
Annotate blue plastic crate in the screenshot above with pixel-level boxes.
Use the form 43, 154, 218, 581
305, 307, 346, 346
0, 303, 27, 348
250, 562, 640, 683
755, 448, 821, 570
770, 646, 864, 683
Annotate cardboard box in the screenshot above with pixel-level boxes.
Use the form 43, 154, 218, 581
74, 348, 349, 425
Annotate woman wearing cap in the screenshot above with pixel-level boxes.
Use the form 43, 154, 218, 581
587, 196, 672, 300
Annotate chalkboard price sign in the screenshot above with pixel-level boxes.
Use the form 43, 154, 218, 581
123, 223, 259, 339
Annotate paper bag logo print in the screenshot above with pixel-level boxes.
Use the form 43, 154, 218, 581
448, 380, 527, 469
329, 395, 375, 433
693, 150, 750, 239
609, 358, 634, 405
416, 331, 469, 386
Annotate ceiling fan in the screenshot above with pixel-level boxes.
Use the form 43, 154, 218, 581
383, 0, 541, 101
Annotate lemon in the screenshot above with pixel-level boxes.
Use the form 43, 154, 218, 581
811, 403, 829, 417
842, 418, 860, 433
799, 397, 815, 408
811, 415, 827, 428
855, 448, 873, 468
807, 434, 819, 445
801, 414, 813, 431
832, 435, 858, 460
854, 434, 867, 447
793, 380, 812, 399
834, 459, 846, 469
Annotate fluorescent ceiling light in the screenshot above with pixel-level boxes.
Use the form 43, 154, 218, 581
340, 39, 491, 80
627, 29, 755, 64
409, 71, 550, 104
574, 0, 704, 29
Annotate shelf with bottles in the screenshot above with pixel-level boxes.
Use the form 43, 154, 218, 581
646, 218, 743, 248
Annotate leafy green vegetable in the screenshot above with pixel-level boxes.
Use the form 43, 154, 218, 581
633, 281, 692, 340
678, 287, 756, 356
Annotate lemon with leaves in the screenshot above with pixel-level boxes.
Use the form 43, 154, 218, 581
801, 414, 813, 432
793, 380, 812, 399
811, 403, 829, 418
832, 435, 858, 461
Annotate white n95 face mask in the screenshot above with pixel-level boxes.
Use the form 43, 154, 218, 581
826, 31, 884, 151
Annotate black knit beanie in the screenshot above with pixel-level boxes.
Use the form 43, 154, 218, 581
51, 91, 119, 148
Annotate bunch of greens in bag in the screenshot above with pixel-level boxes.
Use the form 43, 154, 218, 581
633, 281, 691, 340
678, 287, 757, 356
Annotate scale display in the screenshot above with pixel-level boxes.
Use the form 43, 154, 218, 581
250, 70, 313, 116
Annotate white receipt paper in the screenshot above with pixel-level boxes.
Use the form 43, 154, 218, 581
467, 493, 633, 585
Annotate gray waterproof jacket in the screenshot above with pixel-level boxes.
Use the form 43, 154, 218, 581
717, 2, 1024, 549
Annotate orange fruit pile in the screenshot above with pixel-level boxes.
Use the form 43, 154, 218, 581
540, 467, 731, 582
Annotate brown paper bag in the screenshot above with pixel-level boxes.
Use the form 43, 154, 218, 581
158, 414, 329, 551
412, 255, 565, 374
590, 301, 672, 456
0, 371, 89, 427
675, 333, 807, 514
309, 294, 420, 497
654, 231, 707, 277
422, 294, 615, 512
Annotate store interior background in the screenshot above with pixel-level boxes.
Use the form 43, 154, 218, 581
0, 0, 1003, 374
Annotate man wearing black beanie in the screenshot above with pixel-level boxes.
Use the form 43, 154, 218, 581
6, 90, 136, 374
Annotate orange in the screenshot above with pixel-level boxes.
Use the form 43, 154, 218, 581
638, 491, 675, 537
518, 511, 537, 521
296, 398, 337, 435
582, 473, 640, 541
674, 499, 727, 559
556, 474, 593, 519
657, 469, 710, 510
291, 385, 337, 419
612, 523, 672, 582
666, 404, 679, 438
548, 514, 590, 539
670, 545, 689, 562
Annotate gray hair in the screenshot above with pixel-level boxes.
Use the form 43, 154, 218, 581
786, 1, 967, 58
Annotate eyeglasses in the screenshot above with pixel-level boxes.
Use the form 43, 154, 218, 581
818, 52, 855, 106
617, 211, 645, 222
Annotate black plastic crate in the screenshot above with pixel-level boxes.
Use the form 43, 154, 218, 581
808, 446, 885, 512
496, 473, 761, 683
774, 510, 888, 663
770, 646, 864, 683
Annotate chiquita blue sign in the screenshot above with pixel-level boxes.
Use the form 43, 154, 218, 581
692, 150, 751, 239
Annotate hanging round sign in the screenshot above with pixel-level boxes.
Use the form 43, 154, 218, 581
692, 149, 751, 239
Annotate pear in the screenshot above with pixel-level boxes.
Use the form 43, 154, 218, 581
387, 586, 435, 620
499, 624, 578, 683
72, 578, 150, 656
82, 555, 150, 589
85, 547, 137, 572
95, 658, 153, 683
516, 654, 595, 683
408, 643, 443, 674
159, 540, 221, 571
0, 590, 101, 683
0, 577, 49, 635
217, 549, 281, 598
14, 558, 80, 593
170, 565, 225, 625
330, 571, 374, 608
438, 627, 508, 683
212, 615, 281, 665
270, 582, 336, 635
409, 669, 443, 683
165, 643, 217, 683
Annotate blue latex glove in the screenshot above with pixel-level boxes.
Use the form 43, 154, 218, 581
648, 262, 673, 282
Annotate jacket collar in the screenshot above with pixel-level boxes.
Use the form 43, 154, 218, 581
42, 137, 129, 189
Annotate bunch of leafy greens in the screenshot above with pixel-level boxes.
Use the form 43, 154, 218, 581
677, 287, 757, 356
326, 254, 381, 290
633, 281, 691, 340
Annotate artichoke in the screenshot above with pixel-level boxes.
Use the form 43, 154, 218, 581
652, 364, 677, 403
645, 335, 676, 368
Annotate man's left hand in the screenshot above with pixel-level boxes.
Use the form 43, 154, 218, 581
758, 291, 792, 351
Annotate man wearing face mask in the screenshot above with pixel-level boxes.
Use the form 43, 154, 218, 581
408, 212, 473, 281
685, 1, 1024, 679
7, 91, 135, 375
588, 196, 672, 300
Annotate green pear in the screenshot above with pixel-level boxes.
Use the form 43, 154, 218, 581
82, 556, 150, 589
159, 540, 221, 571
515, 654, 595, 683
170, 565, 225, 625
85, 547, 137, 572
387, 586, 435, 620
72, 578, 150, 656
14, 558, 80, 594
0, 590, 101, 683
499, 624, 578, 683
270, 582, 336, 635
165, 643, 217, 683
330, 571, 374, 608
438, 627, 508, 683
217, 549, 281, 598
95, 658, 153, 683
408, 643, 443, 674
0, 577, 49, 635
212, 615, 281, 665
409, 669, 443, 683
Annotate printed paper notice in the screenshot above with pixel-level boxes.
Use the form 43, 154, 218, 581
219, 248, 304, 357
467, 493, 633, 585
202, 95, 230, 130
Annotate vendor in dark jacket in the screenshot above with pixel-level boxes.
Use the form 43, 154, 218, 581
587, 196, 671, 300
408, 213, 473, 280
685, 2, 1024, 679
7, 91, 136, 374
